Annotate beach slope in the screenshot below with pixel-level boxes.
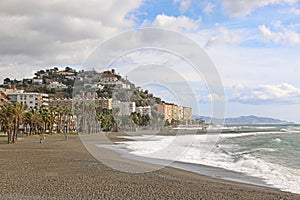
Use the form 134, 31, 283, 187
0, 135, 299, 200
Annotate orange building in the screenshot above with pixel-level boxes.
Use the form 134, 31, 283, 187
0, 90, 7, 107
157, 102, 192, 125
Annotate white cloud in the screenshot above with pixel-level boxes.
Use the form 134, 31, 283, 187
173, 0, 192, 13
0, 0, 143, 82
205, 26, 244, 47
259, 24, 300, 44
200, 93, 225, 103
289, 7, 300, 15
230, 83, 300, 104
203, 2, 216, 15
222, 0, 297, 17
145, 14, 200, 31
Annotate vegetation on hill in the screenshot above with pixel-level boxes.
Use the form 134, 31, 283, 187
1, 67, 167, 133
1, 66, 77, 98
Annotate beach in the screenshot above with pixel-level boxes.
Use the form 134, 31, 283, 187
0, 134, 299, 200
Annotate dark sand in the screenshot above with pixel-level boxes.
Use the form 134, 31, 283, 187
0, 134, 299, 200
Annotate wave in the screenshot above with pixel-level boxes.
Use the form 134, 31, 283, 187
118, 134, 300, 194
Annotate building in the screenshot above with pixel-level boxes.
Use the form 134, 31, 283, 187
182, 106, 192, 124
136, 105, 151, 116
114, 80, 131, 89
172, 104, 180, 121
157, 102, 192, 125
49, 98, 72, 109
48, 81, 68, 89
6, 90, 49, 109
159, 102, 175, 123
32, 78, 43, 85
0, 89, 7, 107
99, 70, 118, 83
95, 98, 113, 110
112, 100, 135, 116
40, 93, 49, 107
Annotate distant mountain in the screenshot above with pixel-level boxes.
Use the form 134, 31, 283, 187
193, 115, 294, 125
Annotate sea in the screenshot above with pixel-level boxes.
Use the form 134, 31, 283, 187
117, 125, 300, 194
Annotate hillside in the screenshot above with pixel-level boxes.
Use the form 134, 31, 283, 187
1, 67, 162, 107
194, 115, 294, 125
1, 67, 77, 98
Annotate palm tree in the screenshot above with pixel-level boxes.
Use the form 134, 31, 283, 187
0, 104, 14, 143
73, 101, 82, 133
11, 102, 27, 143
48, 108, 57, 134
40, 107, 50, 133
26, 109, 42, 135
55, 105, 64, 133
64, 107, 73, 132
40, 107, 57, 133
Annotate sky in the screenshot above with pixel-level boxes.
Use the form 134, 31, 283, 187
0, 0, 300, 122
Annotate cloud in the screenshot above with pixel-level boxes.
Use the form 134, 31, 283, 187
205, 26, 244, 47
0, 0, 143, 82
222, 0, 297, 17
173, 0, 192, 13
144, 14, 200, 31
199, 93, 225, 103
289, 8, 300, 15
230, 83, 300, 104
259, 24, 300, 44
203, 2, 216, 15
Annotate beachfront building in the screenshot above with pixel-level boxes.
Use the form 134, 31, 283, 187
112, 100, 136, 116
182, 106, 192, 125
157, 102, 192, 125
158, 102, 174, 123
6, 89, 49, 109
51, 97, 114, 111
49, 98, 73, 109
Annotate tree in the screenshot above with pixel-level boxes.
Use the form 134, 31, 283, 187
48, 107, 57, 133
96, 108, 114, 132
0, 103, 27, 143
130, 112, 151, 127
11, 103, 27, 143
65, 66, 73, 72
0, 104, 14, 143
141, 114, 151, 126
40, 107, 57, 133
3, 77, 11, 84
25, 109, 42, 135
165, 119, 171, 126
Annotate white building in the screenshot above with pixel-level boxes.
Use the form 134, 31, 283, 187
48, 81, 67, 89
136, 106, 151, 116
112, 100, 136, 116
32, 78, 43, 85
6, 90, 49, 109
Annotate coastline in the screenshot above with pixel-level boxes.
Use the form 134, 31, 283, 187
106, 131, 294, 193
0, 134, 299, 199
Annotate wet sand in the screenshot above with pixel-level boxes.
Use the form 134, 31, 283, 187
0, 134, 299, 200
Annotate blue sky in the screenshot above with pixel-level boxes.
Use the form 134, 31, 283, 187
0, 0, 300, 122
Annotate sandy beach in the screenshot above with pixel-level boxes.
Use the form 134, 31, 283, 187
0, 134, 299, 200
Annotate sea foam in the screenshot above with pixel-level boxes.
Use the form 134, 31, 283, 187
118, 133, 300, 194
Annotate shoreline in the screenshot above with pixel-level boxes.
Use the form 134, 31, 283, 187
0, 134, 299, 199
107, 131, 299, 194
